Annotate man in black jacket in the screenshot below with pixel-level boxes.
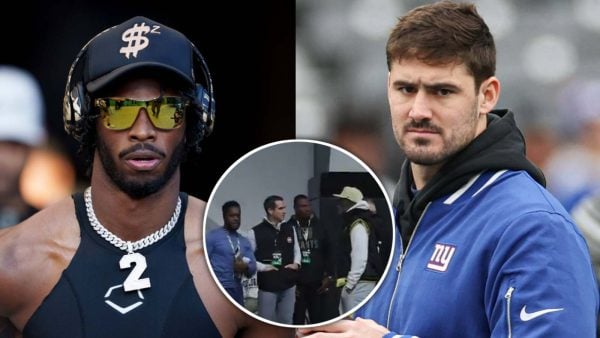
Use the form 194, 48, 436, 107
287, 195, 336, 324
248, 195, 300, 324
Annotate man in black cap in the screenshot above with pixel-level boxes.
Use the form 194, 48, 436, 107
0, 17, 291, 337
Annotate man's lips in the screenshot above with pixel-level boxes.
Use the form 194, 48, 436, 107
122, 150, 162, 171
404, 120, 441, 135
406, 128, 439, 134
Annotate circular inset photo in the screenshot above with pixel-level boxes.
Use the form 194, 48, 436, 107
203, 139, 395, 328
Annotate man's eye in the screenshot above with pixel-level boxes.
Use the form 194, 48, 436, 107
437, 88, 452, 96
398, 86, 415, 94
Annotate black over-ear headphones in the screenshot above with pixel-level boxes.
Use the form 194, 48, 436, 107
63, 33, 215, 143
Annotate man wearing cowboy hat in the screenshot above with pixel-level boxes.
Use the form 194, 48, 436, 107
333, 186, 383, 313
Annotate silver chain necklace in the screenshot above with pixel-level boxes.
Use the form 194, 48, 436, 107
84, 186, 182, 293
84, 187, 181, 253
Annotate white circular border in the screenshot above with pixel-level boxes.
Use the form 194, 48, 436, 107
202, 138, 396, 329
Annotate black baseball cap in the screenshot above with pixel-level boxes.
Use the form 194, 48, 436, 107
83, 16, 195, 93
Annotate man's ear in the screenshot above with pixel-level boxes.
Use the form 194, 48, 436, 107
478, 76, 500, 115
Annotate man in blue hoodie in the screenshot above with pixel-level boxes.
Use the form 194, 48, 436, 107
301, 1, 598, 337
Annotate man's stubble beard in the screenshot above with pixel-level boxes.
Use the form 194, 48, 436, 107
400, 103, 480, 166
96, 139, 186, 199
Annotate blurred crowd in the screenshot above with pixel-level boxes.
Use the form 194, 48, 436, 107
0, 66, 75, 229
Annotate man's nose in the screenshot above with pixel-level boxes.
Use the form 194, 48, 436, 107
408, 91, 433, 121
128, 108, 156, 142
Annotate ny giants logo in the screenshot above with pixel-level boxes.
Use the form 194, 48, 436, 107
426, 243, 456, 272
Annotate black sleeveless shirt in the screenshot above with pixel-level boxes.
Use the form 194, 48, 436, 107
23, 192, 220, 338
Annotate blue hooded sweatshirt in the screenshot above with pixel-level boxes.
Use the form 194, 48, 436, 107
357, 110, 598, 337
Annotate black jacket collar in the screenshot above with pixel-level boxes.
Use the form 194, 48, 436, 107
393, 110, 545, 247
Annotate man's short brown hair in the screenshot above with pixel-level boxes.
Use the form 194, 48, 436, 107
386, 1, 495, 89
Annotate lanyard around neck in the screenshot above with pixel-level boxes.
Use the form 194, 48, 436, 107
296, 218, 311, 242
226, 231, 240, 255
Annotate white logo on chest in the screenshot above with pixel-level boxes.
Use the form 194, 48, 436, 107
104, 284, 145, 314
104, 253, 151, 314
426, 243, 456, 272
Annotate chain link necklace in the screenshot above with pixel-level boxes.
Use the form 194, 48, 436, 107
84, 186, 181, 292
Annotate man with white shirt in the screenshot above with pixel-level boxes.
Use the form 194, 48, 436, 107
247, 195, 300, 324
333, 186, 382, 313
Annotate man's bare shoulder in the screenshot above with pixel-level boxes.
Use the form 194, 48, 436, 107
0, 197, 78, 250
184, 195, 205, 242
0, 197, 79, 319
0, 197, 77, 260
186, 195, 205, 217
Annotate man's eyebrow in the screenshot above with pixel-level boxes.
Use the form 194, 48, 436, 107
423, 82, 461, 92
391, 79, 461, 92
391, 80, 415, 87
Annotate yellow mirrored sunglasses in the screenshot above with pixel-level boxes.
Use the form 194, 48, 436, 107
94, 96, 189, 130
